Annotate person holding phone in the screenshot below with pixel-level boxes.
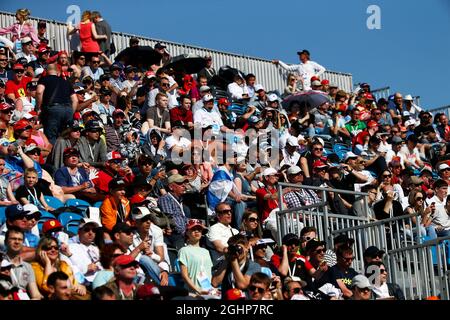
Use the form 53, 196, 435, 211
425, 179, 450, 239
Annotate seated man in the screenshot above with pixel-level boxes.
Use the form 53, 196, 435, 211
54, 147, 102, 203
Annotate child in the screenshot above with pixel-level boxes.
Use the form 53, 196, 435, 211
15, 168, 54, 212
119, 130, 140, 165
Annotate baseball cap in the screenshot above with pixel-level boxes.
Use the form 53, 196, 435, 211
311, 80, 321, 87
352, 275, 373, 290
224, 288, 246, 301
202, 94, 214, 102
42, 219, 63, 234
0, 102, 13, 111
110, 64, 122, 71
267, 93, 278, 102
363, 246, 385, 258
186, 219, 207, 230
438, 163, 450, 171
63, 147, 80, 158
78, 218, 101, 229
83, 120, 103, 132
262, 167, 277, 177
81, 108, 97, 117
321, 79, 329, 85
199, 85, 211, 93
112, 109, 125, 118
130, 194, 148, 206
333, 234, 354, 246
26, 81, 38, 90
218, 98, 230, 106
1, 260, 13, 269
167, 174, 188, 184
297, 49, 310, 56
23, 204, 40, 216
108, 178, 127, 191
286, 135, 299, 147
13, 119, 32, 131
343, 151, 358, 163
154, 42, 166, 49
282, 233, 299, 245
254, 84, 265, 92
136, 284, 161, 300
287, 166, 302, 175
124, 65, 137, 73
21, 36, 32, 44
367, 120, 379, 128
405, 119, 416, 127
145, 71, 156, 79
391, 136, 403, 144
99, 87, 112, 96
112, 255, 139, 268
6, 204, 29, 221
404, 94, 413, 101
131, 207, 152, 221
24, 141, 40, 153
410, 176, 423, 186
420, 165, 433, 176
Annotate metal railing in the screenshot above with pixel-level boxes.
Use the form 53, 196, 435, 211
387, 236, 450, 300
275, 183, 371, 246
0, 11, 354, 92
429, 105, 450, 118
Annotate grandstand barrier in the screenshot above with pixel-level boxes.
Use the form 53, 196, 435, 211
275, 183, 371, 246
0, 10, 353, 93
387, 235, 450, 300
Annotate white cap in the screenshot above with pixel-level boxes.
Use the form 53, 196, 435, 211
343, 151, 358, 162
263, 167, 278, 177
286, 135, 299, 147
313, 137, 325, 147
254, 84, 265, 92
404, 94, 413, 101
236, 156, 246, 164
352, 275, 374, 290
21, 36, 32, 44
438, 163, 450, 171
405, 119, 416, 127
1, 260, 13, 268
78, 218, 101, 229
378, 144, 389, 153
311, 80, 322, 86
23, 204, 40, 215
132, 207, 151, 221
267, 93, 278, 102
199, 85, 211, 93
202, 94, 214, 102
287, 165, 302, 175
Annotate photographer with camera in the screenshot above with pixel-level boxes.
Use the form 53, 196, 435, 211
211, 234, 261, 299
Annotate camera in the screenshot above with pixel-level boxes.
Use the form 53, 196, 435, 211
228, 244, 244, 256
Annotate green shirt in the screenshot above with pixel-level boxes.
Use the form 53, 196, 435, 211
178, 245, 213, 292
345, 120, 367, 137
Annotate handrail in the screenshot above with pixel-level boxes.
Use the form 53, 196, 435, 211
277, 182, 369, 197
388, 235, 450, 254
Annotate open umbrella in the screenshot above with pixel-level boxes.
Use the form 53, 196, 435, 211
208, 65, 246, 90
282, 91, 331, 111
163, 54, 207, 75
114, 46, 162, 68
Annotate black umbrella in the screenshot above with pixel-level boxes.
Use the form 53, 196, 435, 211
163, 54, 207, 75
282, 91, 331, 111
218, 65, 246, 84
114, 46, 162, 68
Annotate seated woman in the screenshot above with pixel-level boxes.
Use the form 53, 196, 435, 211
28, 113, 52, 159
365, 261, 405, 300
92, 243, 126, 290
31, 236, 87, 298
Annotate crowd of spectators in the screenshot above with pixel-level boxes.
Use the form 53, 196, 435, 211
0, 7, 446, 301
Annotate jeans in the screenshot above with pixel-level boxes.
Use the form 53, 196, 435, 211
41, 103, 73, 145
138, 255, 161, 284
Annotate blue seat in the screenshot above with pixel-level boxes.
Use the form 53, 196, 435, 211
44, 196, 65, 209
57, 212, 84, 227
93, 201, 103, 208
168, 273, 185, 287
66, 221, 81, 236
0, 206, 6, 225
37, 211, 56, 233
65, 198, 91, 209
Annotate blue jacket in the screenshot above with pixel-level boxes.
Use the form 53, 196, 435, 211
54, 166, 90, 187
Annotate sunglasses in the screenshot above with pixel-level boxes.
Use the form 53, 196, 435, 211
286, 240, 299, 247
82, 227, 97, 233
248, 217, 259, 223
379, 269, 387, 274
0, 59, 7, 62
43, 245, 59, 251
340, 256, 355, 262
110, 159, 122, 164
358, 287, 371, 293
92, 61, 100, 64
28, 150, 41, 156
79, 57, 86, 60
161, 83, 170, 87
292, 287, 302, 294
373, 112, 381, 115
248, 285, 265, 294
26, 213, 41, 220
313, 148, 323, 151
314, 249, 326, 254
301, 236, 313, 242
415, 197, 424, 201
382, 174, 392, 178
218, 209, 232, 215
14, 70, 24, 73
120, 230, 133, 235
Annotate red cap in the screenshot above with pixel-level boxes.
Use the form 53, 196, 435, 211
13, 64, 24, 70
399, 126, 407, 132
58, 50, 68, 57
225, 288, 246, 300
136, 284, 161, 300
367, 120, 379, 128
363, 92, 375, 101
313, 160, 328, 169
145, 71, 156, 79
112, 255, 139, 267
186, 219, 207, 230
0, 102, 13, 111
13, 119, 32, 131
310, 76, 320, 82
38, 46, 49, 54
218, 98, 230, 106
42, 219, 63, 234
112, 109, 125, 117
130, 194, 146, 205
321, 79, 329, 85
107, 151, 124, 161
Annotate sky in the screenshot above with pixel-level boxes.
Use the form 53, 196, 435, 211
2, 0, 450, 110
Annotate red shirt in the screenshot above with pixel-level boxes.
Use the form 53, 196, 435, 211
271, 253, 313, 271
93, 169, 135, 194
256, 186, 279, 222
5, 76, 32, 98
170, 107, 193, 125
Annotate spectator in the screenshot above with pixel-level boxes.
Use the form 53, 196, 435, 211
6, 63, 32, 101
247, 272, 271, 300
31, 236, 86, 298
169, 95, 194, 129
425, 179, 450, 239
100, 178, 131, 235
47, 271, 72, 300
92, 243, 125, 289
91, 11, 112, 56
81, 56, 105, 81
15, 37, 36, 64
211, 234, 261, 297
15, 168, 53, 211
362, 246, 385, 266
36, 64, 77, 144
48, 121, 81, 170
373, 184, 404, 220
93, 87, 115, 125
227, 73, 249, 101
365, 261, 405, 300
239, 210, 263, 239
91, 285, 116, 300
284, 74, 301, 96
0, 9, 40, 46
350, 275, 373, 300
100, 254, 139, 300
77, 120, 107, 168
255, 168, 280, 223
68, 11, 107, 53
178, 219, 213, 295
282, 276, 308, 300
284, 165, 320, 208
197, 55, 216, 83
144, 92, 171, 135
272, 49, 325, 91
0, 155, 18, 206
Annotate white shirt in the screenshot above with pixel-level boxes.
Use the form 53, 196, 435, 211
426, 195, 450, 229
129, 224, 164, 262
165, 135, 192, 160
227, 82, 249, 100
279, 60, 326, 90
193, 107, 224, 129
281, 149, 301, 167
68, 238, 102, 283
206, 222, 238, 248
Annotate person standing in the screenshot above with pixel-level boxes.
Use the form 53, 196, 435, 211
272, 50, 325, 91
92, 11, 112, 56
68, 11, 107, 53
36, 64, 78, 145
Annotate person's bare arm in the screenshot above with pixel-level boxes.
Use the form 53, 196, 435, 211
70, 94, 79, 112
300, 157, 310, 178
28, 281, 43, 300
180, 264, 205, 294
90, 23, 107, 40
337, 279, 353, 298
212, 240, 227, 254
230, 258, 251, 290
36, 84, 45, 110
278, 245, 289, 277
